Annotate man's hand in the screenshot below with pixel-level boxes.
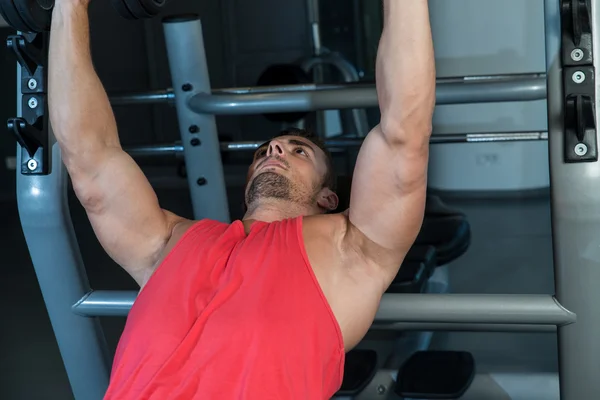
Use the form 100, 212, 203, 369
346, 0, 435, 284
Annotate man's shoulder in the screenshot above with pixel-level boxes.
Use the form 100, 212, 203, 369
170, 217, 224, 237
165, 218, 235, 252
302, 212, 350, 237
301, 213, 359, 258
303, 211, 399, 278
303, 211, 372, 245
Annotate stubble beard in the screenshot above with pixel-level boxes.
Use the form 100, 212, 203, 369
246, 172, 294, 206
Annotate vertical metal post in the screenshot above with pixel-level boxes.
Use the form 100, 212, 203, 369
545, 0, 600, 398
163, 15, 230, 222
16, 62, 111, 399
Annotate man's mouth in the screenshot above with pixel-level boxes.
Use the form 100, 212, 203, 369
260, 160, 287, 170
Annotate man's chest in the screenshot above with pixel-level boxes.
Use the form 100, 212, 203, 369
302, 215, 385, 350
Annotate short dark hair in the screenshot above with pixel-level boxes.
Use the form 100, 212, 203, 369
272, 128, 336, 191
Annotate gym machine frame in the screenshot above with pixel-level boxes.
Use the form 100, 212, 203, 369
9, 2, 594, 398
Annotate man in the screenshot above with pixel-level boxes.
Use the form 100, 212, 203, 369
48, 0, 435, 398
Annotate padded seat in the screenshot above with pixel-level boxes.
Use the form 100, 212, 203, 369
387, 195, 471, 294
335, 349, 378, 396
414, 196, 471, 266
388, 246, 436, 293
395, 350, 476, 399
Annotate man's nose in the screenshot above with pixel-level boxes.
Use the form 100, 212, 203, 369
267, 140, 285, 156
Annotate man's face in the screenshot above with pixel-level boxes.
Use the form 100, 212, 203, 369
245, 135, 333, 211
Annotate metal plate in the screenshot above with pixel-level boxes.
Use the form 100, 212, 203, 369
13, 0, 52, 32
112, 0, 167, 20
0, 0, 34, 32
110, 0, 136, 20
124, 0, 153, 19
139, 0, 165, 15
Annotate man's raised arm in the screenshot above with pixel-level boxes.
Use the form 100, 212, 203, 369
49, 0, 186, 286
346, 0, 435, 281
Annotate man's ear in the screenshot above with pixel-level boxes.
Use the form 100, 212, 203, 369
317, 187, 339, 212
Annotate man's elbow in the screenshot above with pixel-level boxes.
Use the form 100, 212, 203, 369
378, 119, 432, 151
64, 146, 116, 213
71, 176, 108, 214
379, 91, 435, 144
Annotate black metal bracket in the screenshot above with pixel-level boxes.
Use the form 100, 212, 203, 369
561, 0, 593, 64
561, 0, 598, 163
6, 32, 50, 175
8, 117, 47, 174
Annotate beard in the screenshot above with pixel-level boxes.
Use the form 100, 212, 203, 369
246, 172, 293, 206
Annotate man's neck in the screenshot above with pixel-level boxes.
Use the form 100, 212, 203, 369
243, 199, 317, 223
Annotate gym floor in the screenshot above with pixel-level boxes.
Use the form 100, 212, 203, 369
0, 186, 558, 399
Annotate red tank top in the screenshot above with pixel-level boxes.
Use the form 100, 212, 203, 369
104, 216, 345, 399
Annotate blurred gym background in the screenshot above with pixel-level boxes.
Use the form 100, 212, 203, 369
0, 0, 556, 399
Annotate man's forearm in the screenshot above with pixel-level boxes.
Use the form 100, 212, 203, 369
49, 1, 120, 168
377, 0, 435, 141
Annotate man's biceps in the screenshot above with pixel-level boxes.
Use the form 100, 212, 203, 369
94, 212, 171, 262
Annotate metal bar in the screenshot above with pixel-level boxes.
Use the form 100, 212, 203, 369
107, 74, 545, 101
431, 131, 549, 143
72, 291, 137, 317
216, 83, 345, 94
109, 89, 175, 105
371, 323, 557, 333
306, 0, 321, 54
188, 77, 547, 115
73, 291, 575, 328
109, 85, 342, 105
546, 0, 600, 399
16, 64, 111, 398
221, 132, 549, 149
123, 131, 549, 159
437, 72, 547, 83
125, 143, 184, 158
106, 74, 547, 106
375, 294, 575, 325
217, 73, 547, 92
163, 16, 230, 222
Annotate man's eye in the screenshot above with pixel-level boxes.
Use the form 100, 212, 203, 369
295, 148, 307, 156
255, 149, 267, 158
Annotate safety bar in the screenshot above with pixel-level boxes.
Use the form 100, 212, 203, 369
375, 294, 574, 325
109, 85, 339, 105
109, 89, 175, 105
373, 322, 557, 333
72, 291, 575, 330
124, 131, 549, 159
126, 143, 184, 158
188, 77, 547, 115
73, 291, 135, 317
108, 73, 547, 107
